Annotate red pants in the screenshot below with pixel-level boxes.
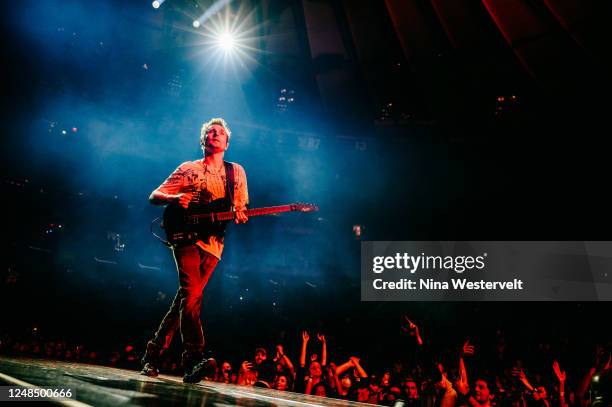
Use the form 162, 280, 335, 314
144, 245, 218, 367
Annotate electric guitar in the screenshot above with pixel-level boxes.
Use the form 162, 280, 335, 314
157, 198, 319, 246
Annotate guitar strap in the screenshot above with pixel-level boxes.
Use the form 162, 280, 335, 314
223, 160, 235, 210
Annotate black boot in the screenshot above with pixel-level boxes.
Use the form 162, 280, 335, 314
181, 350, 203, 377
140, 362, 159, 377
140, 341, 161, 377
183, 357, 217, 383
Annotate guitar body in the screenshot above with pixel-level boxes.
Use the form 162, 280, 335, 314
154, 201, 318, 247
162, 198, 230, 246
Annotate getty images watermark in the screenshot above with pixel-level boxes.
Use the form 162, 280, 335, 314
371, 251, 523, 291
361, 241, 612, 301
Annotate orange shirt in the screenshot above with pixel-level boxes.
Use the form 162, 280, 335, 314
154, 159, 249, 259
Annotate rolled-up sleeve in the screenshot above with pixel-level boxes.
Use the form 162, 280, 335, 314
233, 164, 249, 211
155, 163, 188, 195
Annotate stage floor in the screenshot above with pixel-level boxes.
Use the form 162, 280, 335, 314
0, 356, 373, 406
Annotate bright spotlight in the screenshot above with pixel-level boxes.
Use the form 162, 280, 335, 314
217, 32, 236, 51
193, 20, 200, 28
152, 1, 160, 9
194, 5, 255, 67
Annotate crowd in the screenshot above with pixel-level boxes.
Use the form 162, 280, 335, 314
196, 318, 610, 407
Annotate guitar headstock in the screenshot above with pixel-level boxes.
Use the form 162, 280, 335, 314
290, 202, 319, 212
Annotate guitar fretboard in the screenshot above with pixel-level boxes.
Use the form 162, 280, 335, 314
191, 205, 294, 222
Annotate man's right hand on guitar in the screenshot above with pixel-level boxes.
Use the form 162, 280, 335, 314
176, 192, 193, 209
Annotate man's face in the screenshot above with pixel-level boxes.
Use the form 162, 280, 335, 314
309, 362, 322, 378
474, 380, 491, 403
405, 380, 419, 399
222, 362, 231, 372
275, 375, 288, 390
382, 372, 391, 386
204, 124, 229, 154
255, 351, 266, 365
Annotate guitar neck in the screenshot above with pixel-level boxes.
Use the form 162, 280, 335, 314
194, 205, 294, 221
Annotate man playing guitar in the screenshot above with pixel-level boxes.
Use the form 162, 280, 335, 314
141, 117, 248, 382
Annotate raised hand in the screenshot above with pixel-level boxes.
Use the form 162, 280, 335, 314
317, 333, 326, 343
512, 367, 533, 390
274, 345, 284, 362
302, 331, 310, 342
462, 339, 475, 356
552, 361, 566, 382
402, 316, 424, 345
241, 361, 253, 372
402, 316, 419, 334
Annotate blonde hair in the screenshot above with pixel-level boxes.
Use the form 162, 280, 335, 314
200, 117, 232, 147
